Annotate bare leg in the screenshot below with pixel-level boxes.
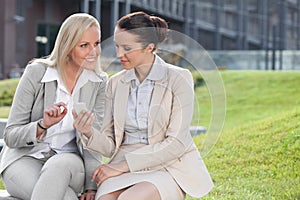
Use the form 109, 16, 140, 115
117, 182, 161, 200
97, 189, 124, 200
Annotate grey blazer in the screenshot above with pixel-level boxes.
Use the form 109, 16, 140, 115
0, 62, 107, 190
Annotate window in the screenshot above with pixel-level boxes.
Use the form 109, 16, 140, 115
36, 23, 59, 57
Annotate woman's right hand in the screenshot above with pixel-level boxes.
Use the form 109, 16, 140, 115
72, 109, 95, 138
92, 161, 129, 186
41, 102, 68, 128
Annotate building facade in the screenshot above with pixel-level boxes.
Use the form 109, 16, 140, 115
1, 0, 300, 78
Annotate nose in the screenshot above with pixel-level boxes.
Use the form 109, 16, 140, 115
116, 47, 124, 58
90, 46, 101, 56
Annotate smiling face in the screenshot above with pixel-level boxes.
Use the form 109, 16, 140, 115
69, 25, 101, 70
114, 27, 154, 70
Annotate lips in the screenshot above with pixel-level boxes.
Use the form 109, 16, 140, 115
120, 60, 128, 65
85, 57, 97, 62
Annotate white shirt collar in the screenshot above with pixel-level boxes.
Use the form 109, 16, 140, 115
41, 67, 59, 83
41, 67, 103, 94
41, 67, 102, 83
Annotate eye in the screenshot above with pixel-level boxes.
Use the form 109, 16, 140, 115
124, 46, 131, 51
80, 43, 88, 48
94, 41, 101, 47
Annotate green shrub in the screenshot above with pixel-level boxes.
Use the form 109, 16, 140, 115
0, 78, 19, 106
191, 71, 204, 87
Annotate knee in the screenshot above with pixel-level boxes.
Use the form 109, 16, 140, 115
97, 191, 121, 200
42, 153, 84, 174
117, 182, 161, 200
98, 194, 117, 200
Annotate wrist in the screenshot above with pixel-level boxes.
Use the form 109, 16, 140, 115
38, 119, 48, 131
86, 189, 96, 193
40, 119, 49, 128
84, 129, 93, 138
117, 160, 129, 173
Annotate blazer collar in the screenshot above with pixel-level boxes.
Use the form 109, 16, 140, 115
123, 54, 166, 83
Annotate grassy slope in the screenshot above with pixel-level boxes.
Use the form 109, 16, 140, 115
191, 109, 300, 200
0, 71, 299, 198
191, 71, 300, 200
194, 71, 300, 130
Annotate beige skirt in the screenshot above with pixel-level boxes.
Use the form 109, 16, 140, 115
95, 144, 185, 200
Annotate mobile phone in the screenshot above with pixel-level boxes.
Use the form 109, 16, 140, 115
74, 102, 87, 114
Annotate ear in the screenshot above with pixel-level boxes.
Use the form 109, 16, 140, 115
145, 43, 155, 53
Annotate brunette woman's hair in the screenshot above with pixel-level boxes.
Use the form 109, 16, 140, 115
116, 11, 168, 51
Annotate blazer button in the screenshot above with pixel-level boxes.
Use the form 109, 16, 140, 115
26, 141, 34, 145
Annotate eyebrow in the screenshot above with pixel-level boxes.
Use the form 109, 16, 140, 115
80, 40, 100, 43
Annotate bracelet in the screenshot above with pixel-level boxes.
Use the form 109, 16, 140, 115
37, 120, 47, 131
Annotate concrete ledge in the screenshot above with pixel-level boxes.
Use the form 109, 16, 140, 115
0, 190, 19, 200
0, 119, 7, 139
190, 126, 207, 136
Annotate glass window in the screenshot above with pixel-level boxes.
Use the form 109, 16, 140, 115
36, 23, 59, 57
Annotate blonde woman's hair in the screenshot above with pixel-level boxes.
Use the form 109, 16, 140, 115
33, 13, 102, 79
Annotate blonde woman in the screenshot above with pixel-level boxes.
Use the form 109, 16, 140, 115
0, 13, 107, 200
74, 11, 213, 200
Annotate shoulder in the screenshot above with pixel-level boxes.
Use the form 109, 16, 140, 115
163, 62, 193, 85
15, 62, 49, 94
23, 62, 49, 81
105, 70, 127, 93
155, 55, 192, 80
108, 70, 127, 83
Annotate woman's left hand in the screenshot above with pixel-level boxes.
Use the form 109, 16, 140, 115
92, 161, 129, 186
72, 109, 94, 138
79, 190, 96, 200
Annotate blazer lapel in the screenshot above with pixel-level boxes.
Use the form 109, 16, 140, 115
44, 81, 57, 109
114, 78, 130, 147
147, 55, 169, 141
148, 78, 168, 139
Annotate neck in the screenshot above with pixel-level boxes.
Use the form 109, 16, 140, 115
63, 63, 83, 94
135, 54, 155, 83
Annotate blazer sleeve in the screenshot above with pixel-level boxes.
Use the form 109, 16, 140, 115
80, 74, 108, 190
124, 69, 195, 172
82, 77, 116, 157
4, 64, 45, 148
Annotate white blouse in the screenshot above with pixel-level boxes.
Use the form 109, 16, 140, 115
123, 55, 163, 145
28, 67, 101, 158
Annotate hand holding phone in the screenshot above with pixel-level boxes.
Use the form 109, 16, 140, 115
74, 102, 87, 114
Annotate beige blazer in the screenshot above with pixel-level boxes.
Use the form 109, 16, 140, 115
84, 56, 214, 198
0, 62, 107, 190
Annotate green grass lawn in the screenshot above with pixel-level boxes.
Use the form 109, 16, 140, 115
0, 71, 299, 199
190, 70, 300, 199
194, 70, 300, 130
191, 109, 300, 200
0, 106, 10, 118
